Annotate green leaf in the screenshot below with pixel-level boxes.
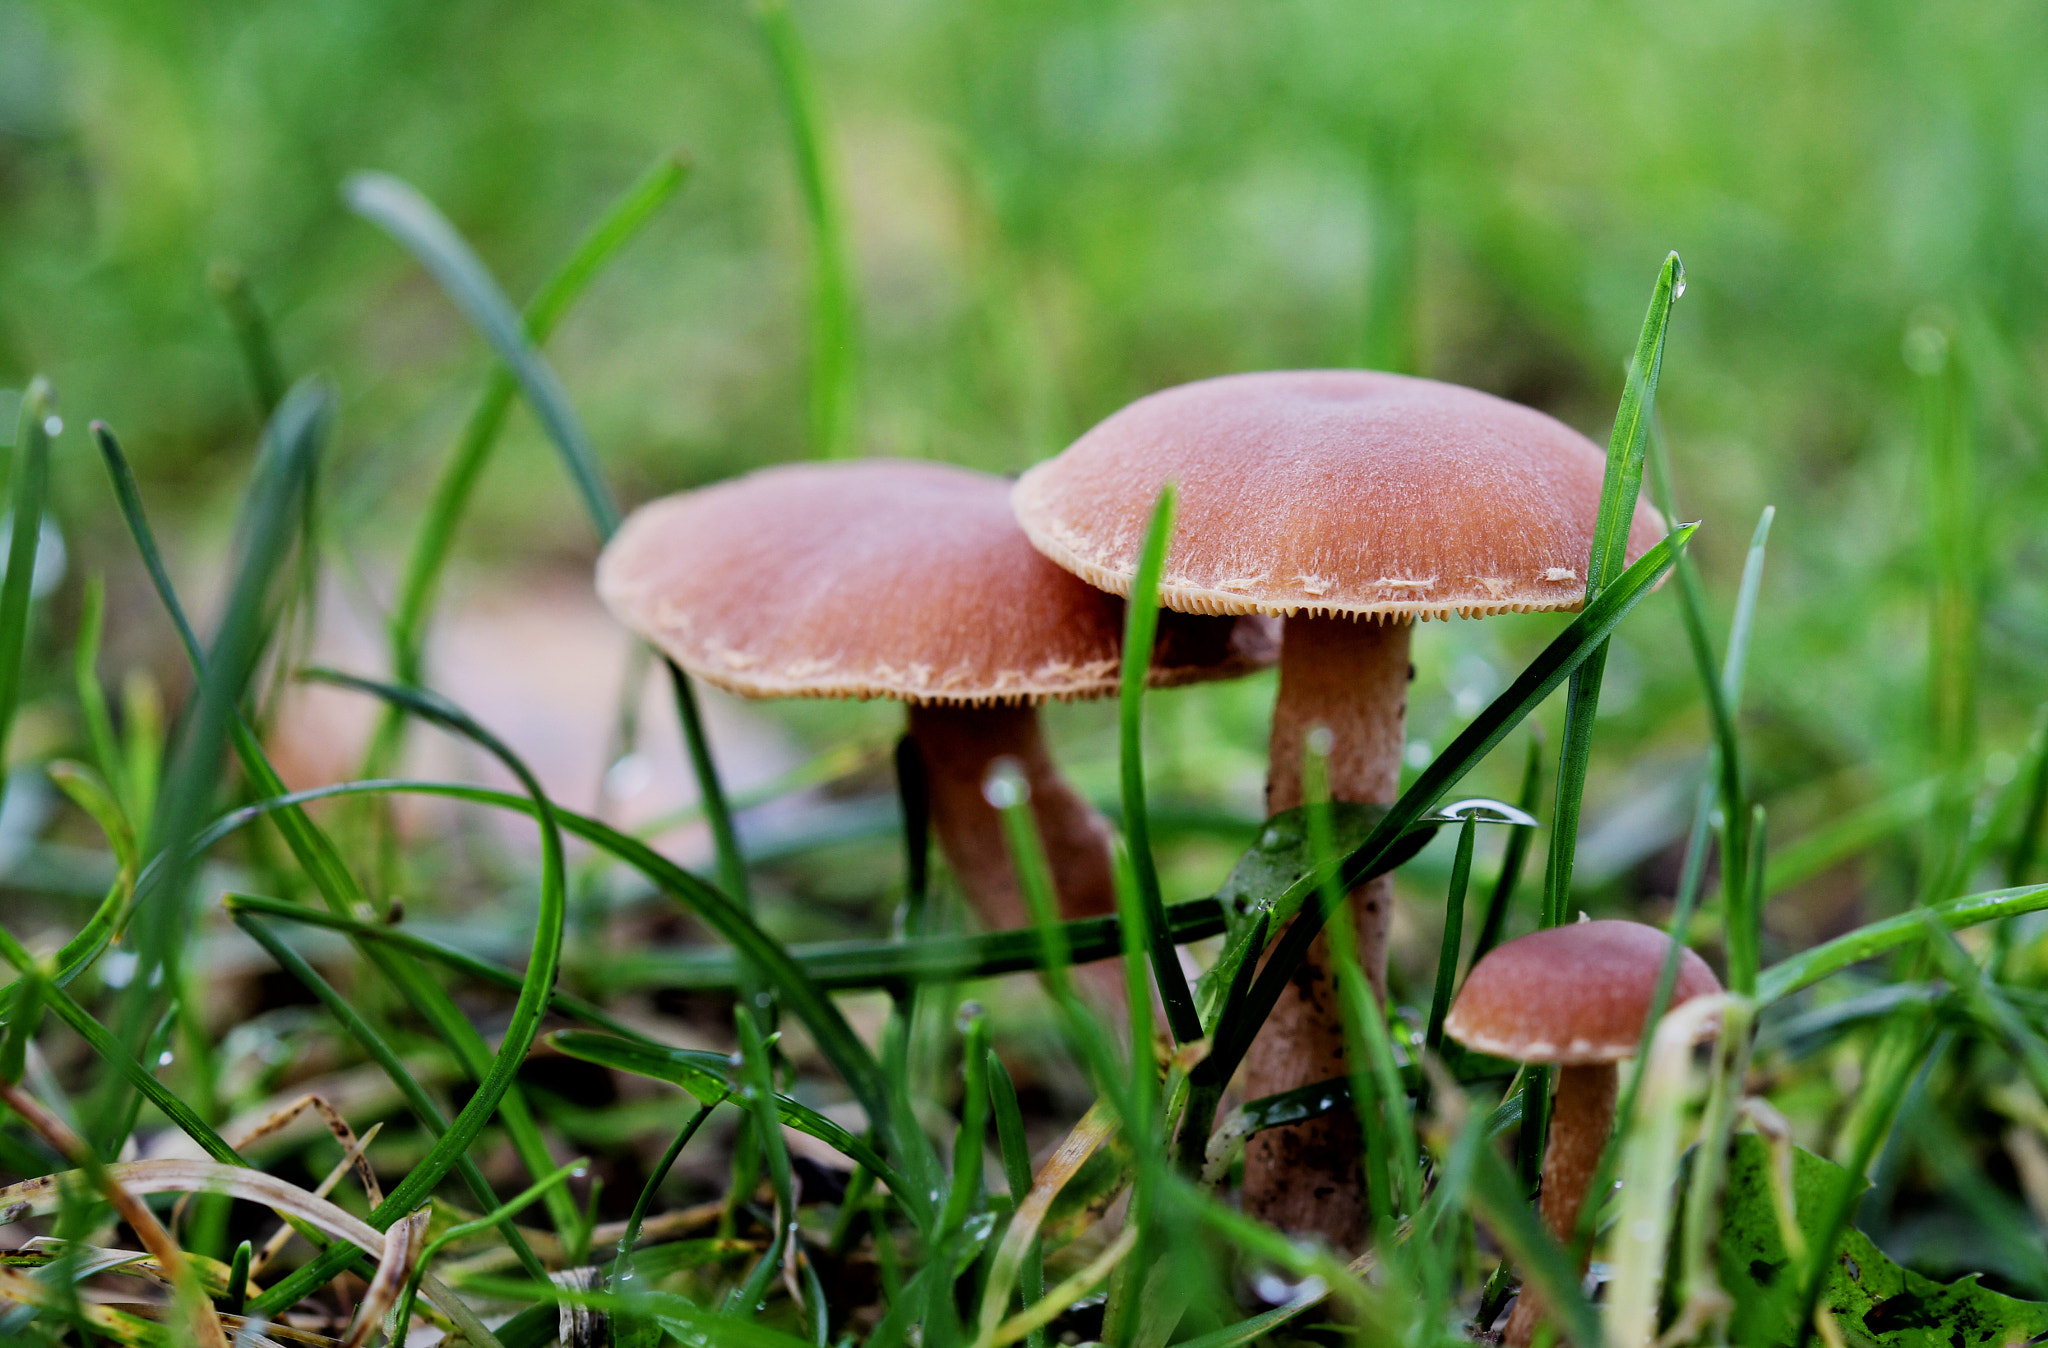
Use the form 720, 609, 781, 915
1717, 1133, 2048, 1347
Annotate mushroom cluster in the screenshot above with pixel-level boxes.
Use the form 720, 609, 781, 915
595, 367, 1689, 1266
596, 459, 1275, 1001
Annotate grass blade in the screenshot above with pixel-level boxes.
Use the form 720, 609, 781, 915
343, 172, 620, 535
1119, 484, 1201, 1042
205, 262, 287, 418
755, 0, 859, 458
0, 379, 54, 780
1540, 252, 1684, 928
1756, 880, 2048, 1003
1469, 733, 1542, 966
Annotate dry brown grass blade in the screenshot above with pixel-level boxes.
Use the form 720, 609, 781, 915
218, 1315, 343, 1348
973, 1099, 1122, 1348
0, 1080, 230, 1348
250, 1121, 385, 1277
341, 1207, 427, 1348
177, 1094, 385, 1240
0, 1158, 503, 1348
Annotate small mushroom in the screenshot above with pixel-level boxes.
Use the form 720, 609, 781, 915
1012, 370, 1666, 1243
1444, 919, 1723, 1346
595, 460, 1275, 982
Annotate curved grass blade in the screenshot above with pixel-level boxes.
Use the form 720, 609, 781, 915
249, 672, 569, 1316
1756, 881, 2048, 1004
308, 672, 915, 1223
1118, 485, 1201, 1043
1212, 523, 1694, 1085
548, 1030, 905, 1199
1424, 813, 1479, 1051
381, 153, 688, 696
1541, 252, 1684, 929
723, 1005, 795, 1322
343, 172, 619, 536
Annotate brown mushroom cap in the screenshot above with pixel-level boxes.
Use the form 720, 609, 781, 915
1443, 920, 1723, 1064
596, 460, 1277, 706
1012, 370, 1669, 621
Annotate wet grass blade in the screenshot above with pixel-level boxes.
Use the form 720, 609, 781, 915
345, 172, 620, 535
755, 0, 858, 458
1212, 523, 1694, 1083
1756, 881, 2048, 1003
0, 379, 54, 780
1541, 252, 1683, 929
1119, 484, 1201, 1042
725, 1004, 796, 1322
986, 1050, 1046, 1348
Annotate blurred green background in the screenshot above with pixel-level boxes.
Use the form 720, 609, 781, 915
3, 0, 2046, 952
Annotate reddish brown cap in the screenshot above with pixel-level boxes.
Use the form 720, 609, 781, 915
1012, 371, 1668, 622
1443, 920, 1722, 1064
596, 460, 1277, 706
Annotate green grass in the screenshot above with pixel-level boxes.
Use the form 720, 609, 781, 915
3, 7, 2048, 1345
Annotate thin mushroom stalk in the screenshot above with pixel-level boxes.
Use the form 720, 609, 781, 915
907, 702, 1121, 1003
1502, 1061, 1617, 1347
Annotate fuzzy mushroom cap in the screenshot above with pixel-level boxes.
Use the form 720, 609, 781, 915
1012, 370, 1669, 622
596, 460, 1277, 706
1443, 920, 1723, 1064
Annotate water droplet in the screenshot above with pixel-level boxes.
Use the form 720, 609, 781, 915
101, 950, 138, 989
956, 1001, 985, 1032
1671, 259, 1686, 299
981, 758, 1028, 809
1258, 827, 1286, 851
571, 1165, 589, 1179
1317, 1097, 1333, 1112
41, 416, 61, 438
157, 1050, 175, 1067
1305, 726, 1335, 757
753, 991, 771, 1009
729, 1051, 745, 1066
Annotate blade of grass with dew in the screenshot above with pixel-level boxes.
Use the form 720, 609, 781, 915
1470, 732, 1542, 966
0, 379, 52, 783
2010, 705, 2048, 887
1756, 880, 2048, 1003
754, 0, 858, 459
1541, 252, 1683, 930
1208, 523, 1695, 1088
724, 1005, 796, 1324
233, 912, 550, 1283
248, 673, 570, 1317
1117, 483, 1202, 1042
547, 1030, 903, 1194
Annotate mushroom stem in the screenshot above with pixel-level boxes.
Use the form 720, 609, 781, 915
1503, 1061, 1619, 1347
1243, 615, 1412, 1246
906, 700, 1120, 950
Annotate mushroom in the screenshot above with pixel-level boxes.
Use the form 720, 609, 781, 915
1011, 370, 1666, 1242
1444, 919, 1722, 1346
595, 459, 1276, 977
